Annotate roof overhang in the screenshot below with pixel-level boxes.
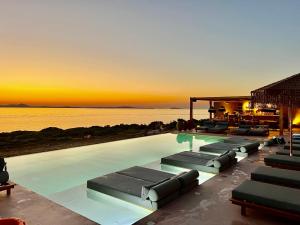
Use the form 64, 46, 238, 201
190, 96, 251, 102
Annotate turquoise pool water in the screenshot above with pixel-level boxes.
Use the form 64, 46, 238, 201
7, 133, 225, 225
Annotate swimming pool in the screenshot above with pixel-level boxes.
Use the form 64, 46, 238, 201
7, 133, 226, 225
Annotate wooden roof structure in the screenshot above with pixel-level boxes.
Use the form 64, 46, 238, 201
251, 73, 300, 106
251, 73, 300, 156
190, 96, 251, 102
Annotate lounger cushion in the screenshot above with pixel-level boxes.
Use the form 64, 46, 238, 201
232, 180, 300, 214
200, 142, 236, 154
148, 178, 181, 201
118, 166, 173, 183
251, 166, 300, 188
227, 150, 237, 160
175, 170, 199, 187
285, 144, 300, 150
87, 173, 153, 197
161, 151, 233, 173
276, 149, 300, 157
239, 142, 257, 153
248, 128, 268, 136
264, 154, 300, 167
213, 155, 230, 168
233, 128, 249, 135
0, 171, 9, 185
200, 142, 259, 154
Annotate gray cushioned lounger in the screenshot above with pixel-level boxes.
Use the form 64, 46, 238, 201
276, 149, 300, 157
87, 166, 199, 210
223, 137, 260, 146
232, 180, 300, 214
251, 166, 300, 188
284, 143, 300, 150
264, 154, 300, 170
199, 141, 259, 157
161, 151, 237, 174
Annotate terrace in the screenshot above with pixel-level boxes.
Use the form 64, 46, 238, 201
1, 74, 300, 225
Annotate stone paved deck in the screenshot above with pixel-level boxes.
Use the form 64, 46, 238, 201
0, 185, 97, 225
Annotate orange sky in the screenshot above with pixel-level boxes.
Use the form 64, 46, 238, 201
1, 1, 299, 108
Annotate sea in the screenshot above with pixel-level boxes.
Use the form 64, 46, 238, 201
0, 108, 208, 132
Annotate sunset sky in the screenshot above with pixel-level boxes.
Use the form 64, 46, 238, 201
1, 1, 300, 108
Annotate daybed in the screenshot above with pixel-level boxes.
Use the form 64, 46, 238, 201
231, 180, 300, 220
87, 166, 199, 210
161, 151, 237, 174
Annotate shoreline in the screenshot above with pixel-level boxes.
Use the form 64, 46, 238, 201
2, 131, 169, 158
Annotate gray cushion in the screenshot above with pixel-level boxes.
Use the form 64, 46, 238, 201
251, 166, 300, 188
118, 166, 174, 183
148, 178, 181, 201
0, 171, 9, 185
87, 172, 153, 197
276, 150, 300, 157
227, 150, 237, 160
163, 151, 216, 166
175, 170, 199, 187
284, 144, 300, 150
265, 154, 300, 167
213, 155, 230, 169
232, 180, 300, 214
200, 142, 258, 154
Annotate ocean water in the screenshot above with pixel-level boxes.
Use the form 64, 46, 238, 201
0, 108, 208, 132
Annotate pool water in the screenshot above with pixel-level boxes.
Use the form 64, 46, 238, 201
7, 133, 226, 225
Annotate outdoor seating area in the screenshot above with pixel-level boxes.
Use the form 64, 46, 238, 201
196, 119, 270, 136
231, 151, 300, 221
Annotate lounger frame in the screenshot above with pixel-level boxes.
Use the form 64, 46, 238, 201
0, 182, 15, 196
230, 198, 300, 221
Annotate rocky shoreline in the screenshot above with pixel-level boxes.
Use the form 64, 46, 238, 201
0, 121, 178, 157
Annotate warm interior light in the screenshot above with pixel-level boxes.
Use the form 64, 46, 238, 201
293, 109, 300, 125
242, 101, 250, 111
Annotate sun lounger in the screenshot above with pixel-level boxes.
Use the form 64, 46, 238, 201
276, 149, 300, 157
207, 122, 228, 134
231, 180, 300, 220
223, 137, 260, 145
196, 120, 215, 131
290, 140, 300, 144
230, 125, 251, 136
264, 154, 300, 170
248, 126, 269, 136
251, 166, 300, 189
199, 141, 259, 157
161, 151, 237, 174
284, 143, 300, 150
87, 166, 199, 210
293, 134, 300, 140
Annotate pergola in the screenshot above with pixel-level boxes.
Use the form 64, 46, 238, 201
189, 96, 251, 120
251, 73, 300, 155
